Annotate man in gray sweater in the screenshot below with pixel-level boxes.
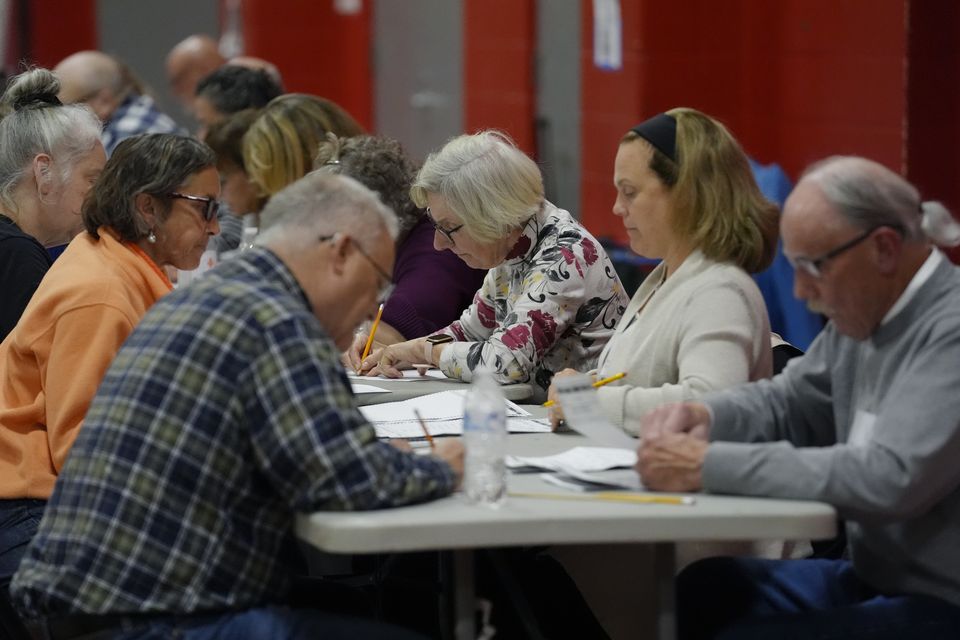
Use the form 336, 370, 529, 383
638, 156, 960, 640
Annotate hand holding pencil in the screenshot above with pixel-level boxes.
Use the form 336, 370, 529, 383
545, 369, 625, 431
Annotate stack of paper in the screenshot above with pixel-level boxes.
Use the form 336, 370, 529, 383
506, 446, 643, 492
359, 390, 551, 439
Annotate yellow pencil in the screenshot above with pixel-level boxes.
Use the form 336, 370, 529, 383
508, 491, 695, 506
413, 409, 435, 451
543, 371, 626, 407
358, 303, 384, 373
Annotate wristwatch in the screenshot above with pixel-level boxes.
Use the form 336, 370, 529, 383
424, 333, 454, 363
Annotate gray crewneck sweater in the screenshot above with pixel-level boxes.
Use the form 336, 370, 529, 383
703, 253, 960, 607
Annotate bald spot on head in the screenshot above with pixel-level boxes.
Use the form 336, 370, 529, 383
166, 34, 226, 104
54, 50, 122, 105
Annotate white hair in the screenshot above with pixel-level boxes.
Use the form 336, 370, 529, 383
411, 130, 543, 242
802, 156, 960, 247
0, 68, 102, 214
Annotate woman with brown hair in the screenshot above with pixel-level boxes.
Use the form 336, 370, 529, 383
548, 107, 780, 434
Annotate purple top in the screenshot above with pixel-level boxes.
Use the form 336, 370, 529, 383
382, 217, 487, 339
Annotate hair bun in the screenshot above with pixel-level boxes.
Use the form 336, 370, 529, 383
1, 68, 63, 112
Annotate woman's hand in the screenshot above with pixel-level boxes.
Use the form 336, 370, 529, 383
546, 368, 585, 430
367, 338, 429, 378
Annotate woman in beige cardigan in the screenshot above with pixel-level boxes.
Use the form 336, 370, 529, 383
548, 108, 780, 434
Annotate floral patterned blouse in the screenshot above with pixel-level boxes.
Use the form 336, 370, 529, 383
436, 200, 628, 400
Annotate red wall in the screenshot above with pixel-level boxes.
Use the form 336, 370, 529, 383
241, 0, 374, 131
463, 0, 537, 154
20, 0, 96, 69
580, 0, 909, 243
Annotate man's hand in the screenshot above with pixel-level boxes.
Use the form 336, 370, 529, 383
432, 439, 465, 488
636, 433, 707, 492
342, 331, 376, 372
640, 402, 712, 441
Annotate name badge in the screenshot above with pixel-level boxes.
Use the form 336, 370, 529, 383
848, 410, 877, 447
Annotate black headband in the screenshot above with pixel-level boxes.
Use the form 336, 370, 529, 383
630, 113, 677, 163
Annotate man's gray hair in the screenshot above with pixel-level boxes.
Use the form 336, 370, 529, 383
802, 156, 960, 246
257, 171, 398, 250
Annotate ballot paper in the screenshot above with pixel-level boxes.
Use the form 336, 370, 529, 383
350, 383, 391, 394
553, 374, 637, 449
506, 446, 636, 473
360, 390, 551, 439
541, 468, 644, 492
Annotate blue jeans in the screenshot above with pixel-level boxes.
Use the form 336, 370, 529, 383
84, 605, 430, 639
0, 498, 46, 588
0, 498, 46, 636
677, 557, 960, 640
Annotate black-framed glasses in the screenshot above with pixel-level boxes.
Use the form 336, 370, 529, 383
786, 226, 884, 279
169, 192, 221, 223
425, 207, 463, 246
319, 234, 395, 303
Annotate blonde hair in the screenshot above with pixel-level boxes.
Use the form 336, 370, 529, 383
623, 108, 778, 273
242, 93, 364, 198
411, 130, 543, 242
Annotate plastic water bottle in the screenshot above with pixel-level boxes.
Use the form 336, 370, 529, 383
239, 225, 258, 251
463, 368, 507, 507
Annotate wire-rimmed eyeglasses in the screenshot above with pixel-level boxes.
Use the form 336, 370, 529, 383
319, 234, 395, 303
786, 226, 892, 279
425, 207, 463, 246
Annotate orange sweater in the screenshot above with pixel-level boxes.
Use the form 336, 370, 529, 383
0, 228, 172, 499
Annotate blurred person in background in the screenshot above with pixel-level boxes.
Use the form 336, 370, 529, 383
165, 34, 225, 111
55, 50, 186, 157
0, 68, 105, 341
193, 65, 282, 139
204, 109, 264, 224
243, 93, 364, 202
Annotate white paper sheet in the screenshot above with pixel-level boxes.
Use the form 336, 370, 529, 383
350, 383, 391, 394
362, 390, 542, 439
553, 374, 637, 449
374, 416, 551, 439
506, 446, 636, 473
541, 468, 644, 492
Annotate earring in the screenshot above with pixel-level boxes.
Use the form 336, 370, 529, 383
147, 230, 157, 244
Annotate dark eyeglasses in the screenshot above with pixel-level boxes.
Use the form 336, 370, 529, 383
319, 234, 395, 304
786, 226, 890, 279
169, 192, 221, 223
425, 208, 463, 246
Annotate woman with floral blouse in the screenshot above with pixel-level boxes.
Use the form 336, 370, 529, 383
360, 130, 628, 401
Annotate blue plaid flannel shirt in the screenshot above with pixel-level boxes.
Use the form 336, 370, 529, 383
12, 248, 455, 618
101, 93, 187, 156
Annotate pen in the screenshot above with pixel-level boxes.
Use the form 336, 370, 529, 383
508, 491, 695, 506
543, 371, 626, 407
413, 408, 435, 451
358, 302, 384, 373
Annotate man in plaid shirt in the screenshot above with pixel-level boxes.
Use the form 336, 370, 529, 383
12, 173, 463, 639
55, 51, 186, 156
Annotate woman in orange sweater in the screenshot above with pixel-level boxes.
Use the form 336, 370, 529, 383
0, 133, 218, 614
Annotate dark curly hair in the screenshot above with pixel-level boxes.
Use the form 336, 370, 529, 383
314, 134, 423, 242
